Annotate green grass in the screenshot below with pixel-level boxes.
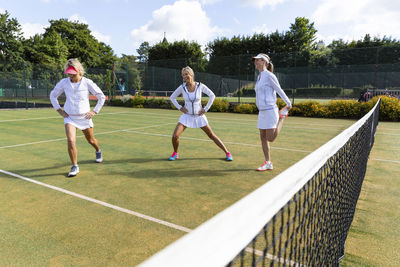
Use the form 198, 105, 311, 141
0, 107, 398, 266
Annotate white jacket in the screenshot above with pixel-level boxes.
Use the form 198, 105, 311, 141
255, 70, 291, 110
50, 77, 106, 115
170, 82, 215, 115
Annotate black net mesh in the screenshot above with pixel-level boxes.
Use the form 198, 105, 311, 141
228, 101, 380, 267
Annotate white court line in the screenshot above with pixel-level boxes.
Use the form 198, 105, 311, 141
370, 158, 400, 164
0, 123, 175, 149
0, 111, 139, 123
0, 169, 296, 266
1, 124, 396, 163
125, 130, 313, 153
3, 109, 396, 136
0, 169, 192, 233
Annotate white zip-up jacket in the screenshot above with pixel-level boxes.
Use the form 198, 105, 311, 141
50, 77, 106, 115
170, 82, 215, 115
255, 70, 291, 110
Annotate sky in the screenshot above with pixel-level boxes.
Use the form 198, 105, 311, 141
1, 0, 400, 57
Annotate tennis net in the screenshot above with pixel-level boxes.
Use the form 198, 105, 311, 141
140, 98, 380, 267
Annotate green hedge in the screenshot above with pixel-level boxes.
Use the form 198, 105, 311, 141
108, 95, 400, 121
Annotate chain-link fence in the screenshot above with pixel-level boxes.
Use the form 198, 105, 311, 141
1, 47, 400, 105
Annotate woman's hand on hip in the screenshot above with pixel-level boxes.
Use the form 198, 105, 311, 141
57, 109, 69, 118
198, 108, 205, 115
180, 107, 188, 114
85, 110, 97, 119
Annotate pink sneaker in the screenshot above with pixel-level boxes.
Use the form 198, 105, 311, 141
226, 152, 233, 161
256, 161, 273, 171
169, 152, 179, 161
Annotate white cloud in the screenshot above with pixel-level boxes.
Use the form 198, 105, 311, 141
130, 0, 223, 49
68, 14, 110, 44
92, 31, 111, 43
252, 23, 270, 34
312, 0, 400, 42
200, 0, 223, 4
240, 0, 288, 9
69, 14, 88, 24
233, 17, 240, 25
0, 8, 4, 13
21, 23, 47, 38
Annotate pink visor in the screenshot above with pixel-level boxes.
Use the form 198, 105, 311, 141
64, 66, 78, 74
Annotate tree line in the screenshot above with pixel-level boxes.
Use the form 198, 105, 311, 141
1, 10, 400, 91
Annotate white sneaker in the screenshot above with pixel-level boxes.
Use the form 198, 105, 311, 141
279, 106, 290, 119
96, 150, 103, 163
68, 165, 80, 177
256, 161, 273, 171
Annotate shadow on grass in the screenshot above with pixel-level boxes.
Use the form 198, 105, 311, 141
3, 157, 249, 179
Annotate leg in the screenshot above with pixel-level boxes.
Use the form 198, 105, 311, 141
82, 127, 100, 152
200, 124, 229, 154
266, 118, 285, 143
65, 123, 78, 165
172, 123, 186, 153
259, 129, 271, 162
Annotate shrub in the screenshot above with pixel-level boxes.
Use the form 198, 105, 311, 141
206, 98, 230, 112
293, 100, 324, 117
376, 95, 400, 121
121, 94, 133, 103
109, 98, 124, 106
146, 97, 171, 109
327, 100, 361, 119
233, 103, 258, 114
132, 94, 145, 107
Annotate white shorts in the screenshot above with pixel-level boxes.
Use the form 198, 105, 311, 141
179, 113, 209, 128
64, 114, 93, 130
257, 107, 279, 129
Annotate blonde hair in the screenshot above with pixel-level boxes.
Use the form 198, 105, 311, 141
181, 66, 194, 78
64, 58, 85, 76
259, 53, 274, 73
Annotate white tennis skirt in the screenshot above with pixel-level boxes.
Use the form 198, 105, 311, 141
64, 114, 94, 130
257, 107, 279, 129
179, 113, 209, 128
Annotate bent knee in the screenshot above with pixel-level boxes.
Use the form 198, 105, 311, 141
87, 138, 97, 145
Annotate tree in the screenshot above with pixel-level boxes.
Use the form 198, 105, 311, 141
0, 11, 25, 71
328, 35, 400, 65
43, 19, 116, 69
148, 40, 206, 71
285, 17, 317, 52
136, 41, 149, 63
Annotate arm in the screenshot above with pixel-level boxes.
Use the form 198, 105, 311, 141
270, 74, 292, 107
87, 79, 106, 114
201, 84, 215, 113
49, 80, 68, 117
170, 86, 187, 113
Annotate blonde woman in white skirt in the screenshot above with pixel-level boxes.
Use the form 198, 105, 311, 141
169, 66, 233, 161
50, 58, 106, 177
252, 53, 292, 171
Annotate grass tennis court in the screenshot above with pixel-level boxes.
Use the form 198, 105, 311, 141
0, 106, 399, 266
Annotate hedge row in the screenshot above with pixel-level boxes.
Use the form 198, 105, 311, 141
108, 95, 400, 121
235, 86, 367, 98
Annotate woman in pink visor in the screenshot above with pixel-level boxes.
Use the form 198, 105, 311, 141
50, 58, 106, 177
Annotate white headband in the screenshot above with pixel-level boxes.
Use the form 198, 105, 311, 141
252, 54, 270, 64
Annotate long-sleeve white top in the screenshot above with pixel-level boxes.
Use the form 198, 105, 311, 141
50, 77, 106, 115
170, 82, 215, 115
255, 70, 291, 111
